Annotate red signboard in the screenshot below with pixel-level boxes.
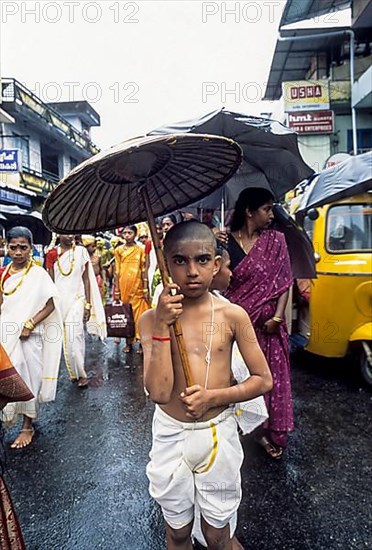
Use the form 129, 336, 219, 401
287, 110, 334, 134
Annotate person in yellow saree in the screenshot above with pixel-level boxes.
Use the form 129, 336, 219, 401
114, 226, 150, 353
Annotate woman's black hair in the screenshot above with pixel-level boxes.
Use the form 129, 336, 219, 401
6, 226, 33, 245
230, 188, 274, 232
124, 225, 138, 236
162, 214, 178, 225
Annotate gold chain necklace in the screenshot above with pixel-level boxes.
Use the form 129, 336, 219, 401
238, 230, 248, 254
0, 260, 34, 296
57, 244, 76, 276
238, 230, 258, 254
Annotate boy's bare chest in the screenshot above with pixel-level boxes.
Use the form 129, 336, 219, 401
176, 309, 232, 368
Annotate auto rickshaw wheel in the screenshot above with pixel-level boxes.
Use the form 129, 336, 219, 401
360, 343, 372, 387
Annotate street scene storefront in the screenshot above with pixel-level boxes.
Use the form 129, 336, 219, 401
0, 1, 371, 549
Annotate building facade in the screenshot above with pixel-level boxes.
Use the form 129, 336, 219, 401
264, 0, 372, 171
0, 78, 100, 212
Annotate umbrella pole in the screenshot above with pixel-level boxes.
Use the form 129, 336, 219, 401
139, 186, 195, 387
220, 194, 225, 231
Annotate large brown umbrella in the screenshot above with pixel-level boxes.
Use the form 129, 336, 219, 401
43, 133, 243, 386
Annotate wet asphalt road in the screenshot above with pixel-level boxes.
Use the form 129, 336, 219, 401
2, 336, 371, 550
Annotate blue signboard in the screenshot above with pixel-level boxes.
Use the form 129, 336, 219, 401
0, 150, 20, 172
0, 188, 31, 207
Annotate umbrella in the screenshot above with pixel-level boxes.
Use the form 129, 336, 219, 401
149, 109, 314, 204
273, 204, 316, 279
296, 151, 372, 214
0, 344, 34, 410
43, 134, 241, 232
0, 206, 52, 245
43, 133, 243, 386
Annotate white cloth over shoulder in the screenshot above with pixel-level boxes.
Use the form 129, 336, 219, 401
0, 264, 63, 416
54, 245, 106, 339
212, 291, 268, 435
86, 260, 107, 340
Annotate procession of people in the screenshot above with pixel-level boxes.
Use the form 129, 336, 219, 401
0, 188, 299, 550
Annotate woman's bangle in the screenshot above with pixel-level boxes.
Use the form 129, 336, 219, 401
152, 335, 171, 342
272, 316, 283, 324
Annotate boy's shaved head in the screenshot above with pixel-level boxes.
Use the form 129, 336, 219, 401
164, 220, 217, 256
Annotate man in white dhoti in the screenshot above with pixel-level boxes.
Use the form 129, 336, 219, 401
0, 227, 62, 449
46, 235, 105, 387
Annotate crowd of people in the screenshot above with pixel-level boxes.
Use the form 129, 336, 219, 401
0, 191, 295, 549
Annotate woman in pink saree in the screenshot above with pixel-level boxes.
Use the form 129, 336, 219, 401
224, 188, 294, 459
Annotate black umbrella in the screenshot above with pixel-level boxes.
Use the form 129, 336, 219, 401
149, 109, 314, 205
43, 133, 243, 386
273, 204, 316, 279
296, 151, 372, 214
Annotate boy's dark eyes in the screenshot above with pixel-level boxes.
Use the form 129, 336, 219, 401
173, 255, 212, 265
198, 255, 211, 264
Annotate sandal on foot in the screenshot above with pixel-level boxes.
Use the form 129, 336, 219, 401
11, 428, 35, 449
257, 436, 283, 459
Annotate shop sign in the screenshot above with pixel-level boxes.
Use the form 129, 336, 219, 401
0, 150, 20, 172
287, 110, 334, 134
0, 188, 31, 207
283, 80, 330, 112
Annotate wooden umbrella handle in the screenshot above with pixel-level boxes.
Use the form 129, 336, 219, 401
140, 186, 194, 387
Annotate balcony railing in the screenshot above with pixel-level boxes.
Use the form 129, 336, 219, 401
1, 78, 100, 156
21, 167, 59, 196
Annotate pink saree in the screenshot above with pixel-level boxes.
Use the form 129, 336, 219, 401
225, 229, 294, 446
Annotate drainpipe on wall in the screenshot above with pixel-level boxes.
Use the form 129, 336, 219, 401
278, 29, 358, 155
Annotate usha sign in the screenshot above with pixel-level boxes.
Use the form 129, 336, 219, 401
287, 111, 334, 134
283, 80, 330, 112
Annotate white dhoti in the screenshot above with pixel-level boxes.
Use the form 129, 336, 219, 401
54, 245, 106, 380
63, 297, 86, 380
147, 406, 243, 533
0, 264, 62, 425
231, 342, 269, 435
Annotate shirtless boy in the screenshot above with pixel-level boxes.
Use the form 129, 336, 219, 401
139, 221, 272, 550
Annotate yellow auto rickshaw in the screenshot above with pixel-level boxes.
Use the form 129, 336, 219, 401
293, 191, 372, 385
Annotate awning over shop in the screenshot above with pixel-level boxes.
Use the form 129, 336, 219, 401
0, 182, 36, 208
279, 0, 350, 28
263, 26, 350, 101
